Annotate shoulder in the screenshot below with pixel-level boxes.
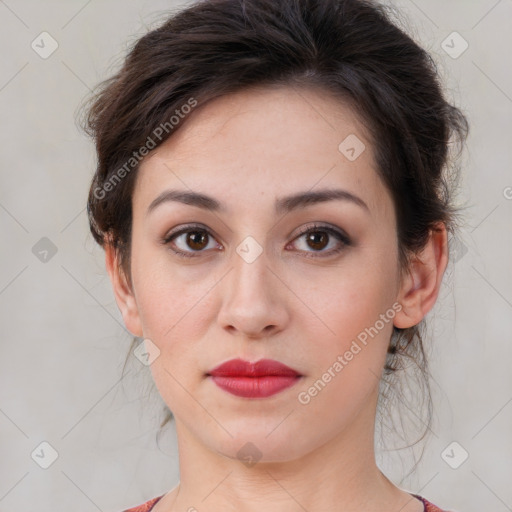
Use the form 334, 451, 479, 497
121, 494, 165, 512
413, 493, 457, 512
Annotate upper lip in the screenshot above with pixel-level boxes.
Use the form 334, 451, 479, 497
207, 358, 301, 377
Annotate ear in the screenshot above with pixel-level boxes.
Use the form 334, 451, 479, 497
393, 222, 449, 329
105, 242, 143, 337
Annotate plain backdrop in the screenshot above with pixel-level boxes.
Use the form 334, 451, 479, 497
1, 1, 511, 511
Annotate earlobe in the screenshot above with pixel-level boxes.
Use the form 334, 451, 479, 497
104, 243, 143, 337
393, 223, 448, 329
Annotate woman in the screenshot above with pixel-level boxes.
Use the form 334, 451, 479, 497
83, 0, 469, 510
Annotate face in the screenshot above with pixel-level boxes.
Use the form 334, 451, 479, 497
107, 85, 446, 464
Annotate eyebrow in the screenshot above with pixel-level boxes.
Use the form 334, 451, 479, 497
146, 188, 370, 217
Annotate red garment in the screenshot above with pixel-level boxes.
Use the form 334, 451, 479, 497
412, 493, 453, 512
123, 495, 163, 511
123, 493, 452, 511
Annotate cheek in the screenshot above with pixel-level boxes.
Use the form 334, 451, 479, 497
295, 247, 399, 393
294, 271, 397, 422
300, 249, 398, 340
129, 244, 216, 359
130, 257, 217, 413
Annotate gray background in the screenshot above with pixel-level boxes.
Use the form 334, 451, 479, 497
1, 1, 511, 511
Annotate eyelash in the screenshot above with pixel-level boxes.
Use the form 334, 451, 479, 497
162, 223, 351, 259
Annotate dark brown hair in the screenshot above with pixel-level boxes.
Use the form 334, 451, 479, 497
81, 0, 469, 457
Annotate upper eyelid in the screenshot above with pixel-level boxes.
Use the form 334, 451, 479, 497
164, 223, 221, 243
294, 223, 349, 239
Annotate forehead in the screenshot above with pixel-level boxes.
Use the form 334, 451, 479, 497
135, 85, 391, 220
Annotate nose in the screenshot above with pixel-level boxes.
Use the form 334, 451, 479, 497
217, 244, 290, 339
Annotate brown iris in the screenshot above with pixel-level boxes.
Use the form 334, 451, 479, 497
306, 231, 329, 251
186, 230, 209, 251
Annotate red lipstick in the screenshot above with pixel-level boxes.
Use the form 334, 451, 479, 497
207, 358, 302, 398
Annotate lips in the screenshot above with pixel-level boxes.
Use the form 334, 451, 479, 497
207, 358, 301, 378
207, 358, 302, 398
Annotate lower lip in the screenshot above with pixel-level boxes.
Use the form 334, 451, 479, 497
209, 375, 301, 398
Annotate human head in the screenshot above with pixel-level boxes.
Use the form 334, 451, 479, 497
83, 0, 468, 454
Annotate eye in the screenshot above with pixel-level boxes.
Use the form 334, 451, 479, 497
288, 223, 351, 257
162, 222, 351, 259
162, 224, 221, 258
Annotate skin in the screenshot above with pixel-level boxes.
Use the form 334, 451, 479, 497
106, 85, 447, 512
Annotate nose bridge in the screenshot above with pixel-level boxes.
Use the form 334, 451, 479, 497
217, 234, 287, 336
229, 234, 273, 301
